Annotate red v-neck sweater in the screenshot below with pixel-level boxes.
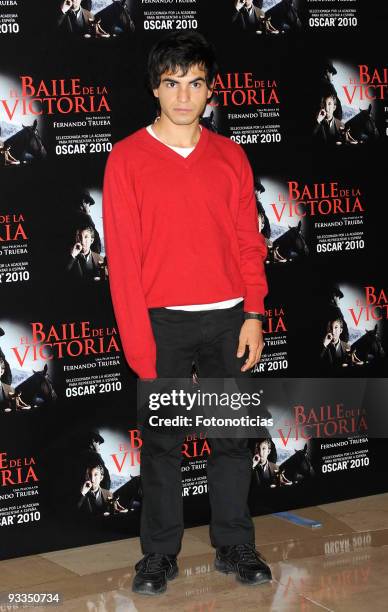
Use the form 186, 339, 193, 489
103, 126, 267, 378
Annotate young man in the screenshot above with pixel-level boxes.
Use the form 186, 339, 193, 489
103, 31, 271, 595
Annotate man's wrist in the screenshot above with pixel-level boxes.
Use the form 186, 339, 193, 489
244, 312, 266, 322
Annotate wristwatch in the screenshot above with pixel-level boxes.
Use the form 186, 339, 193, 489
244, 312, 266, 322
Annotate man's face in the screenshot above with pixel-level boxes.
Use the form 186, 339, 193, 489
88, 468, 103, 491
80, 230, 93, 253
244, 0, 254, 8
71, 0, 82, 10
331, 320, 342, 343
258, 442, 270, 463
324, 97, 336, 120
92, 440, 100, 452
0, 363, 4, 377
153, 64, 213, 127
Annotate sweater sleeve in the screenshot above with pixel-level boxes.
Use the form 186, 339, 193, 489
236, 149, 268, 314
103, 144, 157, 379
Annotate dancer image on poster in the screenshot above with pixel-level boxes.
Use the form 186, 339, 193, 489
318, 62, 342, 120
57, 0, 110, 37
66, 227, 107, 281
57, 0, 93, 34
321, 318, 350, 367
252, 439, 278, 487
103, 31, 271, 595
76, 430, 112, 490
69, 190, 102, 255
252, 439, 292, 488
77, 464, 127, 516
232, 0, 279, 34
78, 465, 111, 516
313, 94, 345, 145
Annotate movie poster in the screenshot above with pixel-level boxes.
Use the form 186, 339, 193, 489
310, 57, 385, 147
255, 175, 309, 265
0, 314, 124, 415
289, 178, 366, 257
207, 66, 282, 146
248, 379, 372, 516
0, 69, 112, 165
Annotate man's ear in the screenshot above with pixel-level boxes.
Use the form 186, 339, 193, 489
152, 88, 159, 99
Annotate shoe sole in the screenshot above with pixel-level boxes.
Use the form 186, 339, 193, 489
214, 559, 272, 585
132, 567, 178, 596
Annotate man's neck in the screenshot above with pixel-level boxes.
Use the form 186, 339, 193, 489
152, 116, 202, 148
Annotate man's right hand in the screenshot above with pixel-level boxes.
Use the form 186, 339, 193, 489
235, 0, 246, 10
323, 332, 333, 347
61, 0, 73, 14
317, 108, 326, 124
71, 242, 82, 258
81, 480, 92, 496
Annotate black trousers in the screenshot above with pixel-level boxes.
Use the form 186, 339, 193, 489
140, 302, 255, 555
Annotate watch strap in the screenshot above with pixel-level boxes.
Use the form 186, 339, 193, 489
244, 312, 266, 322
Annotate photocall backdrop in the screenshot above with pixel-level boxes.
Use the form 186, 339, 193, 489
0, 0, 387, 560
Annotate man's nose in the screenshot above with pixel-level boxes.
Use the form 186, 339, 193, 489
177, 85, 190, 102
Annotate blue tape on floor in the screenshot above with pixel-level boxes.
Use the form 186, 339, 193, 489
272, 512, 322, 529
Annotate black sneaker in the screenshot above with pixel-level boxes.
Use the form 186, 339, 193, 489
132, 553, 178, 595
215, 543, 272, 585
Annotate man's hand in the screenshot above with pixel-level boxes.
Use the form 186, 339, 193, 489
237, 319, 264, 372
235, 0, 246, 10
323, 332, 333, 348
81, 480, 92, 496
61, 0, 73, 14
317, 108, 326, 124
71, 242, 82, 258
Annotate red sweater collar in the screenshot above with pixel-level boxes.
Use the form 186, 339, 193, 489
139, 124, 210, 167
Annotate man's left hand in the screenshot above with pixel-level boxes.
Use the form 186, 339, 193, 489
237, 319, 264, 372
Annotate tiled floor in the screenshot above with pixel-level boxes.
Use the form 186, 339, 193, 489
1, 493, 388, 611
